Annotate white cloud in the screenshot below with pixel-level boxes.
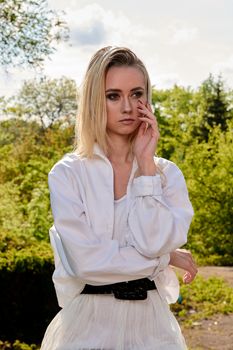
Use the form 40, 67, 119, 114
170, 25, 198, 45
65, 3, 157, 49
2, 0, 233, 97
43, 3, 160, 87
154, 73, 181, 89
0, 67, 36, 97
67, 4, 107, 46
211, 55, 233, 87
212, 55, 233, 75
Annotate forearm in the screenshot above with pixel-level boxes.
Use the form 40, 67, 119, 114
50, 225, 170, 285
169, 249, 198, 284
128, 174, 192, 258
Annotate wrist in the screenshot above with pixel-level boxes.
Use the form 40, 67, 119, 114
137, 161, 157, 176
169, 251, 175, 265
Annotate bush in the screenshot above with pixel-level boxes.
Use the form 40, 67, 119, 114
171, 274, 233, 326
0, 340, 39, 350
0, 243, 60, 345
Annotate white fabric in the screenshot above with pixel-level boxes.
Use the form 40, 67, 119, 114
41, 292, 187, 350
113, 195, 128, 246
48, 144, 194, 308
41, 195, 188, 349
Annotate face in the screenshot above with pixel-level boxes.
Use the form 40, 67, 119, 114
105, 66, 147, 137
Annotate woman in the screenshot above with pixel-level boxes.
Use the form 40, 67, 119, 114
41, 46, 197, 350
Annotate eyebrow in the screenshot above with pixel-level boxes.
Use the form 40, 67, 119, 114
105, 87, 145, 93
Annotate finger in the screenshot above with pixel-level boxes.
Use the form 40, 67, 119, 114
138, 100, 155, 118
183, 271, 196, 284
186, 272, 196, 283
138, 99, 153, 111
137, 120, 148, 137
138, 108, 159, 133
137, 105, 155, 121
138, 116, 158, 133
183, 272, 192, 284
138, 116, 155, 125
180, 255, 198, 276
146, 102, 153, 113
143, 122, 149, 135
186, 263, 198, 280
138, 114, 159, 131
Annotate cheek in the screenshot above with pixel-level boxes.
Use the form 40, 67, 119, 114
106, 103, 117, 125
106, 101, 119, 116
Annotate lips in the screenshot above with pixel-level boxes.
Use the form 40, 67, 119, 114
119, 118, 135, 122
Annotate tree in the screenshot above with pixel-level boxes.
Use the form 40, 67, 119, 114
191, 74, 232, 142
6, 76, 78, 128
151, 82, 233, 265
152, 85, 196, 160
0, 118, 74, 242
181, 121, 233, 265
0, 0, 68, 68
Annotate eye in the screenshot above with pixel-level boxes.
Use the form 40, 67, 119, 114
131, 91, 143, 99
106, 93, 120, 101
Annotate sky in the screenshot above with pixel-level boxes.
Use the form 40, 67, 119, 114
1, 0, 233, 97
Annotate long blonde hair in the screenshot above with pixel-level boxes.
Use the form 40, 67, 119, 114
74, 46, 152, 158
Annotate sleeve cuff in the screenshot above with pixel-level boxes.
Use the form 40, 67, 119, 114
132, 175, 162, 197
149, 253, 170, 280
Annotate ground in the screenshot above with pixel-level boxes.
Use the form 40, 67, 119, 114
181, 266, 233, 350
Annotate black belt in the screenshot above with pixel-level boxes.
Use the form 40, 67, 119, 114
81, 278, 156, 300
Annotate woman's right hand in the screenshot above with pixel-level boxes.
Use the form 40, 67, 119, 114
169, 249, 198, 284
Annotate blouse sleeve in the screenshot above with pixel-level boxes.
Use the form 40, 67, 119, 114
48, 161, 170, 286
127, 160, 194, 258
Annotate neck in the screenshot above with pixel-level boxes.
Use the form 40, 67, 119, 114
107, 135, 133, 165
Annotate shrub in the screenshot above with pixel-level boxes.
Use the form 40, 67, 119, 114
0, 243, 60, 345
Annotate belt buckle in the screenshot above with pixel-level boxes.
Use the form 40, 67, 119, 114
112, 282, 148, 300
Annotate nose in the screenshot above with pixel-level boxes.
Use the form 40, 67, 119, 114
121, 97, 132, 113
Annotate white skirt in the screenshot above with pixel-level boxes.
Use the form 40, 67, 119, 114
41, 290, 187, 350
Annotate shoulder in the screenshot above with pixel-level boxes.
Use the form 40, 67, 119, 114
154, 156, 183, 176
48, 153, 89, 194
48, 152, 84, 182
49, 152, 81, 173
154, 156, 187, 189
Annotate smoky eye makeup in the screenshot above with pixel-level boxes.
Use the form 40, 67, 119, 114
106, 93, 120, 101
132, 90, 144, 98
105, 87, 145, 101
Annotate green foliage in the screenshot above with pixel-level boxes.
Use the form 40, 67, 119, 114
5, 76, 78, 128
191, 74, 232, 142
0, 340, 39, 350
152, 77, 233, 265
0, 238, 53, 272
153, 85, 196, 160
171, 275, 233, 326
0, 73, 233, 346
1, 75, 233, 264
0, 118, 74, 241
181, 122, 233, 264
0, 0, 69, 68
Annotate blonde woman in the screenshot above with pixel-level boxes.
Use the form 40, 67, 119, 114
41, 46, 197, 350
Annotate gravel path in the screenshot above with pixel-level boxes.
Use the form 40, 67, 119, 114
181, 266, 233, 350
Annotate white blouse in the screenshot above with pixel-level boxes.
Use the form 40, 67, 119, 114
48, 144, 194, 308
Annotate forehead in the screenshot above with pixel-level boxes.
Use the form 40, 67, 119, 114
105, 66, 145, 89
